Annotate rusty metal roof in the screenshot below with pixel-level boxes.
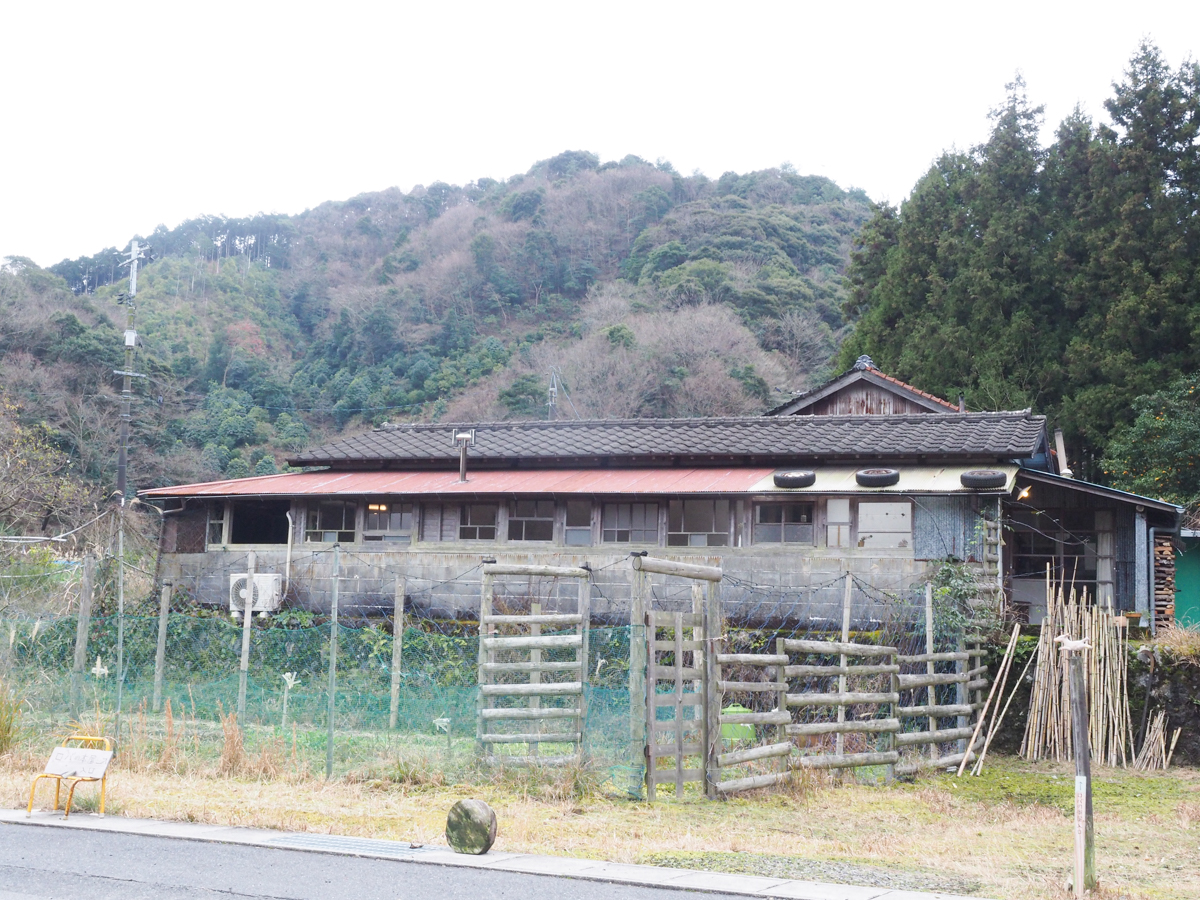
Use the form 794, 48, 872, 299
286, 413, 1047, 468
140, 465, 1019, 500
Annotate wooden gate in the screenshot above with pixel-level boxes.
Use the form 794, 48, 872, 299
645, 609, 709, 800
476, 563, 590, 765
631, 556, 722, 801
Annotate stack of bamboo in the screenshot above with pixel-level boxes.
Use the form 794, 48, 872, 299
1020, 570, 1131, 766
1154, 537, 1176, 630
1133, 712, 1181, 771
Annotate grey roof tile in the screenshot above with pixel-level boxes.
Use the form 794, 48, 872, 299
288, 413, 1047, 468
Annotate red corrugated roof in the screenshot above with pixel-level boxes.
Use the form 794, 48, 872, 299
140, 467, 779, 498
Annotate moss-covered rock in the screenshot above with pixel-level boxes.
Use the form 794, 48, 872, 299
445, 798, 497, 854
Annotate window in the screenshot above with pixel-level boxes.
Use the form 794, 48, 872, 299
509, 500, 554, 541
827, 498, 851, 548
754, 503, 814, 544
856, 501, 911, 548
602, 502, 659, 543
305, 501, 356, 543
364, 501, 414, 543
207, 503, 226, 547
1011, 508, 1110, 603
459, 503, 498, 541
565, 500, 592, 546
668, 499, 729, 547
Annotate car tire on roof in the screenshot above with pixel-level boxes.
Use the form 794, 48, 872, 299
774, 470, 817, 489
960, 469, 1008, 489
856, 467, 900, 487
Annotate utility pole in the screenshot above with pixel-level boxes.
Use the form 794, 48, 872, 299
113, 239, 148, 745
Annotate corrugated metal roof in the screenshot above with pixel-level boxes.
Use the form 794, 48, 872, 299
140, 465, 1017, 499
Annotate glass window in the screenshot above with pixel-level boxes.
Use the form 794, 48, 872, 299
459, 503, 498, 541
1010, 508, 1107, 600
565, 500, 592, 546
508, 499, 554, 541
667, 499, 729, 547
363, 501, 414, 544
305, 501, 356, 543
754, 503, 814, 544
207, 503, 226, 546
602, 503, 659, 543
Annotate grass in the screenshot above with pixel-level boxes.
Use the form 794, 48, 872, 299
1, 716, 1198, 900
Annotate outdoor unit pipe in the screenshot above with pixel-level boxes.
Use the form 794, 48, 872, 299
285, 511, 294, 595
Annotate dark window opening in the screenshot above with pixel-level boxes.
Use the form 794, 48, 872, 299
229, 500, 291, 544
754, 503, 814, 544
565, 500, 592, 546
668, 499, 729, 547
306, 500, 356, 543
602, 502, 659, 543
460, 504, 498, 541
509, 499, 554, 541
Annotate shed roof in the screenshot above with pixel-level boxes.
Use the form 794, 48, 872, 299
287, 412, 1047, 469
140, 464, 1017, 500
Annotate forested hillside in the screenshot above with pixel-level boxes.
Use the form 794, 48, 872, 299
0, 153, 870, 515
839, 43, 1200, 500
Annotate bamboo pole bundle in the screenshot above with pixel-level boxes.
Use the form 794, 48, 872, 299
1020, 566, 1130, 765
1133, 712, 1168, 771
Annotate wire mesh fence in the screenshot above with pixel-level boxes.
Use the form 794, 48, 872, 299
0, 553, 991, 796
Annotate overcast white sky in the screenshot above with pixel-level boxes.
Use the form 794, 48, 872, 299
3, 2, 1198, 268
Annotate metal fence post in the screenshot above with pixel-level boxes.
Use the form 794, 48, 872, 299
389, 576, 405, 730
237, 552, 256, 727
69, 555, 95, 721
326, 545, 340, 779
153, 580, 172, 713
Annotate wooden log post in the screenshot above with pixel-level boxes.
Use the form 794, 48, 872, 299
389, 577, 406, 730
629, 566, 648, 791
1068, 647, 1098, 896
325, 545, 339, 779
577, 573, 590, 762
705, 577, 722, 799
925, 582, 938, 763
152, 579, 172, 713
836, 573, 852, 759
476, 571, 494, 755
69, 555, 95, 722
237, 551, 256, 728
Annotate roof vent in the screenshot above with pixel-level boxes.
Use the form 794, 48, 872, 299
853, 355, 875, 371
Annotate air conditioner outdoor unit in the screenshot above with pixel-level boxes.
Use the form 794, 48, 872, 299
229, 573, 283, 617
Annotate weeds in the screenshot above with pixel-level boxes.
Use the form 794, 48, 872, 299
0, 678, 20, 754
217, 703, 246, 776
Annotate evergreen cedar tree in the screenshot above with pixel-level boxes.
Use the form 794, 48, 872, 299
839, 42, 1200, 495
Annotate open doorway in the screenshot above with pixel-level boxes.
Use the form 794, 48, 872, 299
229, 500, 291, 544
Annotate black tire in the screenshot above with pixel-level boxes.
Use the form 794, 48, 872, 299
960, 469, 1008, 489
774, 470, 816, 489
856, 467, 900, 487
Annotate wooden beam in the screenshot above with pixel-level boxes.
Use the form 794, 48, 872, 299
632, 556, 722, 582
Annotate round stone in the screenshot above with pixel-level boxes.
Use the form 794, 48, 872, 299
445, 799, 497, 854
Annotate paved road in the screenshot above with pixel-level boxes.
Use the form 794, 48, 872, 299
0, 826, 745, 900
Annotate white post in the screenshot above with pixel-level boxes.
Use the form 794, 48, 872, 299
837, 573, 852, 757
237, 552, 256, 727
325, 546, 339, 778
389, 577, 405, 730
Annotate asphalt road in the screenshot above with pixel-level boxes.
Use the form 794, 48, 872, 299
0, 825, 744, 900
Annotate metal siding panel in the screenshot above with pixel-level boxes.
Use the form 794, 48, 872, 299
914, 495, 979, 561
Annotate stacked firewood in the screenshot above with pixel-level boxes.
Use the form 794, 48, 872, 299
1154, 536, 1176, 630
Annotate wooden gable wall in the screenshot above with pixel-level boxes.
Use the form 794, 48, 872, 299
805, 383, 938, 415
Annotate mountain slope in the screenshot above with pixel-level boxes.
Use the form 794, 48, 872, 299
1, 152, 871, 498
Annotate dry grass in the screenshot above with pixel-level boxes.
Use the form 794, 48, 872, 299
2, 738, 1197, 900
1153, 625, 1200, 664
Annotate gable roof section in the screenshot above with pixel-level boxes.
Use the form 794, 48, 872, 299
288, 412, 1048, 469
767, 359, 961, 416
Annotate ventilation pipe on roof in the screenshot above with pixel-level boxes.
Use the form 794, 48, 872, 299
958, 393, 966, 413
1054, 428, 1073, 478
454, 430, 476, 483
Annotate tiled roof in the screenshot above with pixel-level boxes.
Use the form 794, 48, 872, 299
289, 413, 1047, 468
871, 369, 961, 411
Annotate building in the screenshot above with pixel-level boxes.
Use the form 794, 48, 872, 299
142, 359, 1181, 628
